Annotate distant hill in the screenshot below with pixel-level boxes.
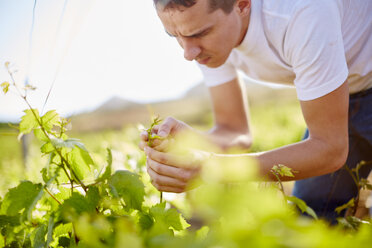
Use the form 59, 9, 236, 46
95, 96, 139, 113
70, 79, 297, 132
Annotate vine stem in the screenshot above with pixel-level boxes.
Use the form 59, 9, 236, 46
344, 165, 360, 216
44, 187, 62, 205
7, 68, 88, 193
272, 171, 286, 198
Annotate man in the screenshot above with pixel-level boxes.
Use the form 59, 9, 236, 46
140, 0, 372, 222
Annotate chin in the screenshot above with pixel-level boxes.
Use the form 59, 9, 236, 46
206, 54, 230, 68
205, 60, 224, 68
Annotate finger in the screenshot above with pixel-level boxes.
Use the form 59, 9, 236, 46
139, 140, 148, 151
157, 117, 177, 137
145, 146, 195, 169
151, 183, 185, 193
151, 125, 159, 134
149, 136, 164, 148
147, 156, 190, 182
140, 131, 148, 141
147, 166, 187, 189
152, 138, 172, 152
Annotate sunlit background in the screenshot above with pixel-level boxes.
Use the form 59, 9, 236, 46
0, 0, 203, 122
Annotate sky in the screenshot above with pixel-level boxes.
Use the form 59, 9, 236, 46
0, 0, 204, 122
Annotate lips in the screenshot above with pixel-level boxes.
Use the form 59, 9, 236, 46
197, 57, 210, 65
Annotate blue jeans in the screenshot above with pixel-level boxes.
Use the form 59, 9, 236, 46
292, 87, 372, 223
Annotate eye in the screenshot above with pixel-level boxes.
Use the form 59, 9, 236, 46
165, 30, 176, 38
191, 28, 212, 38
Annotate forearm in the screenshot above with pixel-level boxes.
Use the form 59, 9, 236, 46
211, 137, 348, 181
201, 125, 252, 152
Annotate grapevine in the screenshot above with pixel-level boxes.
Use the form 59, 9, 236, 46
145, 116, 166, 203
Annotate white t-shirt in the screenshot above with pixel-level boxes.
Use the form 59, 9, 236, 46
198, 0, 372, 101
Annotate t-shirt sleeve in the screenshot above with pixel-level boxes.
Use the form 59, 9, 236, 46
284, 1, 349, 101
197, 60, 238, 87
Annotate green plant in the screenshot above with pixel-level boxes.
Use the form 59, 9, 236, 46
270, 164, 318, 220
0, 63, 189, 247
335, 161, 372, 229
144, 116, 165, 203
2, 61, 372, 247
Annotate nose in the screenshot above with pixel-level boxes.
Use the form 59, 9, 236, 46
182, 39, 201, 61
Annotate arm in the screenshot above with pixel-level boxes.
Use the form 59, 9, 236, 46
253, 81, 349, 180
139, 77, 252, 152
206, 77, 252, 151
144, 81, 349, 192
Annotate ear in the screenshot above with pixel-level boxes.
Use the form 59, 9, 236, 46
236, 0, 251, 16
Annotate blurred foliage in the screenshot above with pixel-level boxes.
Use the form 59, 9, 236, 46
1, 99, 372, 247
250, 101, 306, 152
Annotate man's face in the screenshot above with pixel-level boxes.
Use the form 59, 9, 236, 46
157, 0, 246, 68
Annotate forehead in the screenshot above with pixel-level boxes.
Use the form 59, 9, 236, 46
157, 0, 224, 36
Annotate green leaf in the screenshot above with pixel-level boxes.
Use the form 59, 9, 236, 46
46, 215, 55, 247
196, 226, 209, 241
32, 224, 47, 248
41, 163, 62, 185
41, 142, 54, 154
96, 149, 112, 182
58, 236, 70, 247
0, 215, 20, 228
19, 109, 40, 134
69, 147, 93, 181
366, 184, 372, 190
164, 208, 189, 231
1, 181, 43, 221
286, 195, 318, 220
41, 110, 60, 132
24, 84, 37, 91
34, 128, 49, 142
360, 178, 372, 190
86, 186, 100, 209
58, 193, 96, 222
1, 82, 10, 94
149, 203, 190, 231
272, 164, 296, 177
138, 212, 154, 231
109, 171, 145, 211
335, 198, 355, 215
50, 137, 86, 150
53, 223, 73, 238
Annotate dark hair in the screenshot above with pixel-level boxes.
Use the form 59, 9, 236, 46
154, 0, 237, 14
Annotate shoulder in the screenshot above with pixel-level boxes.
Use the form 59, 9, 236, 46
261, 0, 342, 24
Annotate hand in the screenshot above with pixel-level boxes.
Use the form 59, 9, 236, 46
144, 146, 207, 193
139, 117, 191, 151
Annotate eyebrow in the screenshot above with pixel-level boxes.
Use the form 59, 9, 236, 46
165, 26, 212, 38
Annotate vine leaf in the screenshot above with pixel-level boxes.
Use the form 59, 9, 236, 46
34, 128, 49, 142
286, 195, 318, 220
19, 109, 40, 134
138, 212, 154, 231
335, 198, 355, 215
1, 81, 9, 94
271, 164, 296, 178
149, 202, 190, 231
31, 224, 47, 248
0, 215, 20, 228
109, 171, 145, 211
58, 192, 96, 222
69, 146, 94, 181
41, 110, 60, 132
96, 149, 112, 182
50, 137, 86, 150
0, 181, 43, 221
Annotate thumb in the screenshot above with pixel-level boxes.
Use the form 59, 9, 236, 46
158, 117, 176, 137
